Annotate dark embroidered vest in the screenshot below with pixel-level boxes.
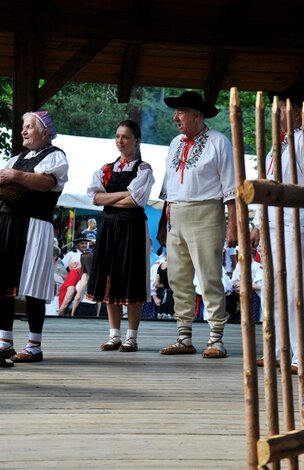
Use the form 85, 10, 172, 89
0, 146, 65, 223
103, 159, 147, 221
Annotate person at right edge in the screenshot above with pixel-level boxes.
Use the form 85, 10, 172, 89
157, 90, 237, 358
252, 86, 304, 375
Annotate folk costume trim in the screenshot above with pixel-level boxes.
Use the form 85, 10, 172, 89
171, 127, 209, 183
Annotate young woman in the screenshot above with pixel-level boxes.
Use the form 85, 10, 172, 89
87, 120, 154, 352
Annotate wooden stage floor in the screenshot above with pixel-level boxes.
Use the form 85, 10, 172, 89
0, 318, 301, 469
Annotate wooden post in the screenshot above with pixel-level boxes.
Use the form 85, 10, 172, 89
272, 96, 297, 469
237, 179, 304, 207
256, 92, 280, 470
287, 99, 304, 429
230, 87, 259, 469
258, 430, 304, 466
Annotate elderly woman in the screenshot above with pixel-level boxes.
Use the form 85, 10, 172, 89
0, 111, 68, 363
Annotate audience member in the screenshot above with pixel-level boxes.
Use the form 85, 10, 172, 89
82, 218, 97, 251
58, 260, 81, 316
61, 235, 89, 269
230, 246, 263, 321
155, 256, 175, 319
71, 251, 97, 317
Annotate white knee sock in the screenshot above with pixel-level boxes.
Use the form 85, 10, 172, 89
25, 332, 42, 354
109, 328, 121, 343
0, 330, 14, 350
123, 329, 137, 346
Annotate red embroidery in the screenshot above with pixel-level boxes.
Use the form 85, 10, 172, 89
102, 163, 113, 187
177, 137, 195, 183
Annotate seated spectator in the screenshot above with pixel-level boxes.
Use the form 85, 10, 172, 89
230, 246, 263, 321
71, 252, 98, 317
45, 245, 68, 316
194, 267, 239, 321
58, 260, 81, 316
61, 235, 89, 269
81, 218, 97, 251
223, 242, 237, 278
155, 256, 174, 320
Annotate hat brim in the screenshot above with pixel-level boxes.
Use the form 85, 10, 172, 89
73, 238, 90, 243
267, 89, 304, 107
164, 97, 218, 118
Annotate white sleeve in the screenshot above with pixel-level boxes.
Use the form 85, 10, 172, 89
87, 169, 106, 203
127, 162, 155, 207
34, 150, 69, 191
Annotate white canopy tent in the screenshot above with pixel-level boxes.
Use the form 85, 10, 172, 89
54, 134, 168, 210
0, 132, 258, 210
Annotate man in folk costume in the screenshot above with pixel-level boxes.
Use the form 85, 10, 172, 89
252, 86, 304, 374
157, 91, 237, 358
0, 111, 68, 363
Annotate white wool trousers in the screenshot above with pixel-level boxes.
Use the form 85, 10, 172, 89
266, 225, 304, 365
166, 200, 228, 329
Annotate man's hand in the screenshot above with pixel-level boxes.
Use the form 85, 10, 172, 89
250, 227, 260, 248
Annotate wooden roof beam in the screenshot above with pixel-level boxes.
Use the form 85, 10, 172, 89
37, 38, 109, 108
117, 43, 141, 103
204, 49, 231, 104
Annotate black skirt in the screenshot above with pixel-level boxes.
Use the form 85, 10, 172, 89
0, 212, 29, 296
87, 211, 148, 304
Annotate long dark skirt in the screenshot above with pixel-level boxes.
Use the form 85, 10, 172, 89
0, 212, 29, 296
87, 214, 148, 304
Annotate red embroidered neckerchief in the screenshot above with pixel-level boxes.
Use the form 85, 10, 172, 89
118, 158, 130, 170
177, 137, 195, 184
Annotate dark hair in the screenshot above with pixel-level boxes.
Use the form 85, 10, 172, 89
116, 119, 142, 160
116, 119, 141, 139
80, 251, 93, 275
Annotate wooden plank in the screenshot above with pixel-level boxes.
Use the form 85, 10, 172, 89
0, 318, 299, 469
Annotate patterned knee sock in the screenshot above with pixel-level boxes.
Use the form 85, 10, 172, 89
209, 328, 224, 345
177, 323, 193, 346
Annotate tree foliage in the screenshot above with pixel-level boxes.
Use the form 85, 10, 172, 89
0, 79, 272, 159
0, 77, 13, 158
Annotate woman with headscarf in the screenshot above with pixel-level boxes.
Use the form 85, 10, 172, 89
0, 111, 68, 363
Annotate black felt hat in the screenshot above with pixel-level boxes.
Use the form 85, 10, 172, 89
73, 235, 90, 243
164, 91, 218, 118
267, 86, 304, 108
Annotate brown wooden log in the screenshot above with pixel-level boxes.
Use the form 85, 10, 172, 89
237, 179, 304, 207
287, 99, 304, 429
257, 430, 304, 466
256, 92, 279, 470
230, 86, 259, 470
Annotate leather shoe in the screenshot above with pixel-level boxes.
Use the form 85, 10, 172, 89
256, 357, 280, 367
11, 351, 43, 363
101, 340, 121, 351
291, 364, 298, 375
160, 341, 196, 355
0, 347, 16, 359
0, 352, 14, 367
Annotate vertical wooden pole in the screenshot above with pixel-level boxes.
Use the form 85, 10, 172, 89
272, 97, 297, 470
286, 99, 304, 429
230, 87, 259, 469
256, 92, 280, 470
13, 31, 40, 154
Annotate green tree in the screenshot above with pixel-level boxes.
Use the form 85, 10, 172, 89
0, 77, 13, 158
